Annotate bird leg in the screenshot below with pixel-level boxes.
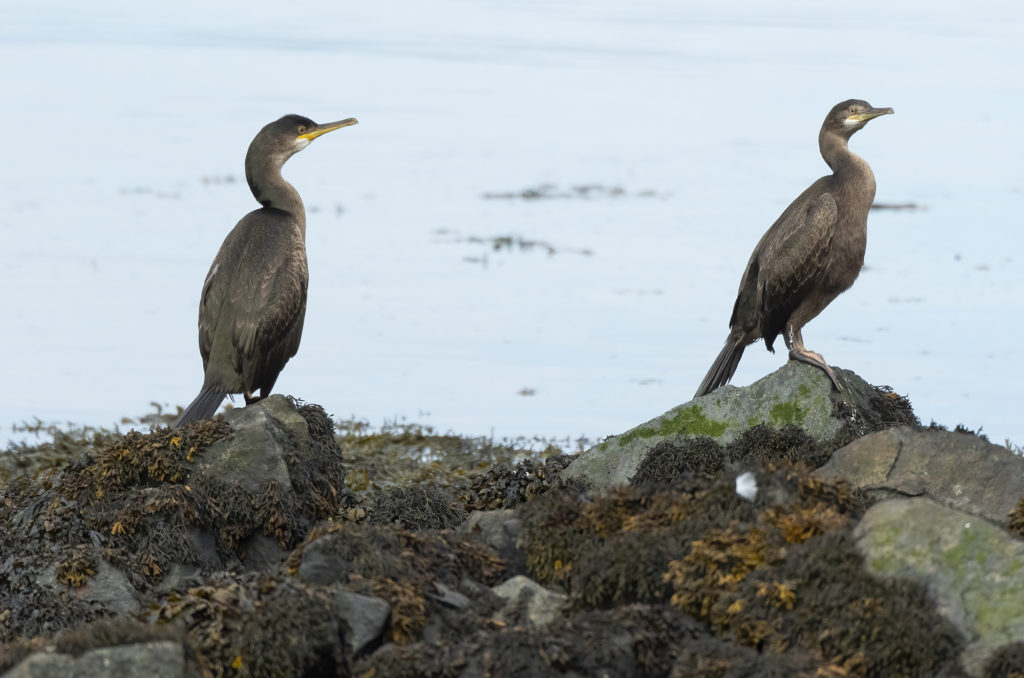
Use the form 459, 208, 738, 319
244, 391, 261, 405
784, 326, 843, 391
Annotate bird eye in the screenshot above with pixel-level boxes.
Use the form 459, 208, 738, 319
298, 125, 307, 134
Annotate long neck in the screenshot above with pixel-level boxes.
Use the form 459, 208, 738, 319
819, 127, 877, 226
819, 128, 857, 173
245, 150, 305, 220
820, 128, 875, 190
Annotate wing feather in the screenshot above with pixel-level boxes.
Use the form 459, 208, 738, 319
756, 192, 838, 347
196, 211, 308, 393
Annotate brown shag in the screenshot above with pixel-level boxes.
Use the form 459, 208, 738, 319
695, 99, 893, 398
173, 114, 358, 428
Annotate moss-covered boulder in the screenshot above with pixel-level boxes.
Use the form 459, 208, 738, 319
855, 496, 1024, 676
563, 361, 916, 492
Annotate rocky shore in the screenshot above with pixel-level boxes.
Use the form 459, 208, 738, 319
2, 362, 1024, 677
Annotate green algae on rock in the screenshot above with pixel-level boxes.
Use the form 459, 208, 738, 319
856, 496, 1024, 676
564, 361, 917, 492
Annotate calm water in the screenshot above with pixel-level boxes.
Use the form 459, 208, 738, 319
2, 0, 1023, 445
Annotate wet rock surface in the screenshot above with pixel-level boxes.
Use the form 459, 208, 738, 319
1, 369, 1022, 676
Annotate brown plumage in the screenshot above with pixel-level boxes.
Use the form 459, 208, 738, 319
173, 114, 358, 428
695, 99, 893, 398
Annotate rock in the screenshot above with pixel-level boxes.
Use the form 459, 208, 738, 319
152, 563, 202, 596
816, 426, 1024, 524
238, 533, 288, 571
74, 561, 140, 618
2, 641, 185, 678
35, 560, 140, 618
333, 591, 391, 656
191, 395, 309, 492
428, 581, 471, 610
294, 533, 347, 586
855, 497, 1024, 676
491, 575, 567, 627
564, 362, 910, 492
458, 509, 525, 574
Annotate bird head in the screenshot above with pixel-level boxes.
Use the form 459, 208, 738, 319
249, 114, 359, 166
244, 115, 359, 207
825, 100, 893, 137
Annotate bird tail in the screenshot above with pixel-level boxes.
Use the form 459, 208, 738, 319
172, 387, 227, 429
694, 336, 746, 398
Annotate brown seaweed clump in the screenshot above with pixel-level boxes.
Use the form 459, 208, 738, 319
985, 642, 1024, 678
0, 402, 349, 643
460, 453, 579, 511
151, 571, 349, 678
519, 464, 963, 675
726, 423, 831, 468
834, 384, 920, 447
521, 476, 760, 607
1007, 497, 1024, 539
632, 421, 872, 487
631, 435, 725, 484
0, 418, 224, 642
287, 521, 506, 646
368, 484, 467, 530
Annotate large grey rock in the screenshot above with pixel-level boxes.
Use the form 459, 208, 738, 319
192, 395, 310, 492
2, 641, 185, 678
491, 575, 567, 627
564, 361, 887, 492
816, 427, 1024, 524
855, 497, 1024, 676
334, 591, 391, 656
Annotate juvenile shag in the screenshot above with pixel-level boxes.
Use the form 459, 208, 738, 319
173, 114, 358, 428
694, 99, 893, 398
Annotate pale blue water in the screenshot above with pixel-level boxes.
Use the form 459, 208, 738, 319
1, 0, 1022, 445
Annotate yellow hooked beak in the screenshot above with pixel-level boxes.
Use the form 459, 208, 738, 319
298, 117, 359, 141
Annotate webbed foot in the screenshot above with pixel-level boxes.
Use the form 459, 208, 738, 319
788, 348, 843, 391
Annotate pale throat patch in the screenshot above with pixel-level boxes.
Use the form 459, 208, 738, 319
842, 116, 863, 128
